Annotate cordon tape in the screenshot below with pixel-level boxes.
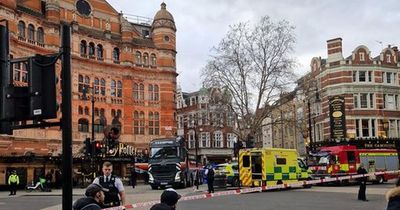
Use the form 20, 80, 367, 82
103, 170, 400, 210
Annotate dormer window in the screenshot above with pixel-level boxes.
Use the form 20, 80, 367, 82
386, 54, 391, 63
359, 52, 365, 61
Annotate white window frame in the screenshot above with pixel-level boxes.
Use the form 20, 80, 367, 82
188, 130, 195, 149
213, 131, 223, 148
359, 52, 365, 61
386, 54, 391, 63
353, 71, 373, 83
227, 133, 236, 148
355, 119, 376, 138
354, 93, 374, 109
200, 132, 210, 148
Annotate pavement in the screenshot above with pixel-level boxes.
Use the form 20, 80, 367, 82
0, 181, 396, 210
0, 183, 208, 210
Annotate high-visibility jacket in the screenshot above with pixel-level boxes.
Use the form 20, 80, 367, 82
8, 174, 19, 185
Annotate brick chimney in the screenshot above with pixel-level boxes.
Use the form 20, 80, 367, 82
327, 37, 343, 64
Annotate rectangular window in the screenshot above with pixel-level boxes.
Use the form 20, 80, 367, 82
242, 156, 250, 167
347, 152, 356, 164
356, 119, 360, 137
371, 119, 376, 137
386, 94, 395, 109
354, 95, 358, 108
368, 71, 372, 82
387, 72, 392, 83
387, 54, 391, 63
369, 94, 374, 108
360, 93, 368, 108
362, 119, 369, 136
359, 71, 366, 82
352, 71, 357, 82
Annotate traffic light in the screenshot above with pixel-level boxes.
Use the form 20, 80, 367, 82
83, 138, 91, 156
94, 141, 103, 156
28, 54, 57, 120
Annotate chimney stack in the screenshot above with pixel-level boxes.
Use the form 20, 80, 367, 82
327, 37, 343, 64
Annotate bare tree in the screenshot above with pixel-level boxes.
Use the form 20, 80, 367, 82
202, 16, 297, 142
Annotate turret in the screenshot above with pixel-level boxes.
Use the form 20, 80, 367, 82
152, 3, 176, 71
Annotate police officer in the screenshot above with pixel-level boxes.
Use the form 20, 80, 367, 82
93, 162, 126, 207
357, 163, 368, 201
8, 170, 19, 196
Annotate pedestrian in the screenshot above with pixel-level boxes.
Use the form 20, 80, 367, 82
130, 168, 136, 189
93, 162, 126, 208
386, 178, 400, 210
357, 163, 368, 201
73, 183, 108, 210
150, 188, 181, 210
8, 170, 19, 196
45, 170, 53, 191
55, 169, 62, 189
205, 164, 215, 193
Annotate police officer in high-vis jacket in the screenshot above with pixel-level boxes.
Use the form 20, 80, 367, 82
8, 170, 19, 196
93, 162, 125, 208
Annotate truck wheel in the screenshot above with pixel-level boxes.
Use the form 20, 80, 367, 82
151, 185, 158, 190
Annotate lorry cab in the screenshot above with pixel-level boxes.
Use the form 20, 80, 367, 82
239, 148, 310, 187
148, 137, 195, 189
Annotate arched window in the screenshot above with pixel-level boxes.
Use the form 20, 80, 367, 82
111, 80, 116, 97
28, 24, 35, 41
84, 107, 89, 115
117, 81, 122, 97
84, 76, 90, 93
78, 106, 83, 115
133, 83, 139, 100
88, 42, 95, 58
94, 77, 99, 94
154, 85, 159, 101
148, 112, 159, 135
100, 108, 105, 116
94, 118, 106, 133
111, 109, 116, 117
96, 44, 103, 60
143, 53, 149, 66
135, 51, 142, 64
148, 84, 153, 101
18, 21, 26, 38
117, 109, 122, 118
113, 48, 120, 63
78, 74, 84, 92
139, 84, 144, 100
78, 118, 89, 132
100, 78, 106, 96
151, 54, 157, 66
37, 27, 44, 44
80, 40, 87, 56
94, 108, 99, 116
112, 117, 122, 131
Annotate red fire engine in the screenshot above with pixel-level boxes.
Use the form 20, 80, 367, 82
308, 145, 398, 183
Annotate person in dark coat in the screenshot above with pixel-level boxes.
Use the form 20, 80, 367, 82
357, 164, 368, 201
73, 183, 108, 210
386, 179, 400, 210
130, 168, 137, 189
150, 188, 181, 210
205, 165, 215, 194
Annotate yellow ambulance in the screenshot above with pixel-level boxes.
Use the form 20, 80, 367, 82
239, 148, 310, 187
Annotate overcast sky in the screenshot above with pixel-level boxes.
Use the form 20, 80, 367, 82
107, 0, 400, 92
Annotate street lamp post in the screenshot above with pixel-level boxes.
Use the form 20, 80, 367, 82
82, 84, 96, 171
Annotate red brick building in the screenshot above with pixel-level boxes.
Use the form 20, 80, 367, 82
0, 0, 177, 186
304, 38, 400, 145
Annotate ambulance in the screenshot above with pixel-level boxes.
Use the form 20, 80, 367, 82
239, 148, 310, 187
